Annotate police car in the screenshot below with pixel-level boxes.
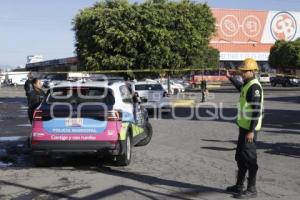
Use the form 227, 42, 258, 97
30, 81, 152, 166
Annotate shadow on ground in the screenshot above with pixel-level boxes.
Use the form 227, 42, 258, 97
200, 139, 300, 158
0, 153, 232, 200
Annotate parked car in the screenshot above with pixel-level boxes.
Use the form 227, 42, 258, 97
15, 78, 27, 86
42, 74, 67, 88
258, 73, 270, 84
1, 79, 16, 87
30, 81, 152, 166
172, 78, 191, 90
270, 75, 299, 87
155, 78, 185, 95
133, 81, 170, 111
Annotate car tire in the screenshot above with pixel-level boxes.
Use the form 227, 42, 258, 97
282, 82, 287, 87
116, 133, 132, 166
136, 122, 153, 147
271, 82, 276, 87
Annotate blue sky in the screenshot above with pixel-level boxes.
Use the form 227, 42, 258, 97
1, 0, 300, 68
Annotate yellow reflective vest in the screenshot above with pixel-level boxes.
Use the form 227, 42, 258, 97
237, 79, 263, 131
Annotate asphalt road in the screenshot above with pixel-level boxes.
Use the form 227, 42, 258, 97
0, 85, 299, 200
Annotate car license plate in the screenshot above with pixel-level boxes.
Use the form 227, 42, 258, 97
65, 118, 83, 127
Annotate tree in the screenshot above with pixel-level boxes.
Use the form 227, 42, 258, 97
268, 38, 300, 71
73, 0, 218, 74
294, 38, 300, 68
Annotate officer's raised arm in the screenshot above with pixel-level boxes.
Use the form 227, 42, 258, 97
226, 70, 243, 92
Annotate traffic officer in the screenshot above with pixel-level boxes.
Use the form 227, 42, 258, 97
225, 58, 264, 199
28, 78, 45, 124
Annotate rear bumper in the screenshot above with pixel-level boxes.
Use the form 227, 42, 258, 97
31, 140, 125, 156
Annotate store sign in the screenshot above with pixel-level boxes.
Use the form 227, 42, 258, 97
220, 52, 269, 61
270, 12, 297, 41
212, 9, 300, 45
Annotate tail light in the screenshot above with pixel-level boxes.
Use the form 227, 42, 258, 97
33, 110, 43, 121
31, 140, 39, 145
109, 140, 118, 144
107, 110, 120, 121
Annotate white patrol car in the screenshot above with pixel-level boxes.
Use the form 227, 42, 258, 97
30, 81, 152, 166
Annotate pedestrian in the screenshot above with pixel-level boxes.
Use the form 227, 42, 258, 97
28, 78, 45, 124
200, 80, 208, 102
24, 72, 33, 104
225, 58, 264, 199
132, 92, 141, 122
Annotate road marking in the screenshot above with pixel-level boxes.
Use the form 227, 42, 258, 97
171, 100, 195, 107
18, 115, 28, 118
16, 124, 31, 127
207, 84, 221, 88
20, 106, 28, 110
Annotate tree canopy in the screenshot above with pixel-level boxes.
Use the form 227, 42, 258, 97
73, 0, 218, 73
268, 38, 300, 70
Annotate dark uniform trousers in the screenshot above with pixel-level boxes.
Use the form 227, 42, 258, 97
235, 127, 258, 183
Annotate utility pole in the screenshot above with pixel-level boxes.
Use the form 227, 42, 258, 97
167, 73, 171, 94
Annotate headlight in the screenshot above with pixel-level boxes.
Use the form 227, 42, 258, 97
291, 79, 298, 82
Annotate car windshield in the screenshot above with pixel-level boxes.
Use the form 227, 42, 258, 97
46, 87, 115, 105
135, 84, 163, 91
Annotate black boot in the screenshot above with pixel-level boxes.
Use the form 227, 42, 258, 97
234, 178, 257, 199
226, 170, 246, 194
226, 184, 244, 194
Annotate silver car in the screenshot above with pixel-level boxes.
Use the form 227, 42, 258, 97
133, 81, 170, 110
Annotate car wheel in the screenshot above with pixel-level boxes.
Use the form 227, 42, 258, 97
136, 122, 153, 147
282, 82, 287, 87
116, 133, 132, 166
271, 82, 276, 87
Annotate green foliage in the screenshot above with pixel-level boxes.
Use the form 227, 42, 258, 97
73, 0, 218, 73
268, 38, 300, 70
